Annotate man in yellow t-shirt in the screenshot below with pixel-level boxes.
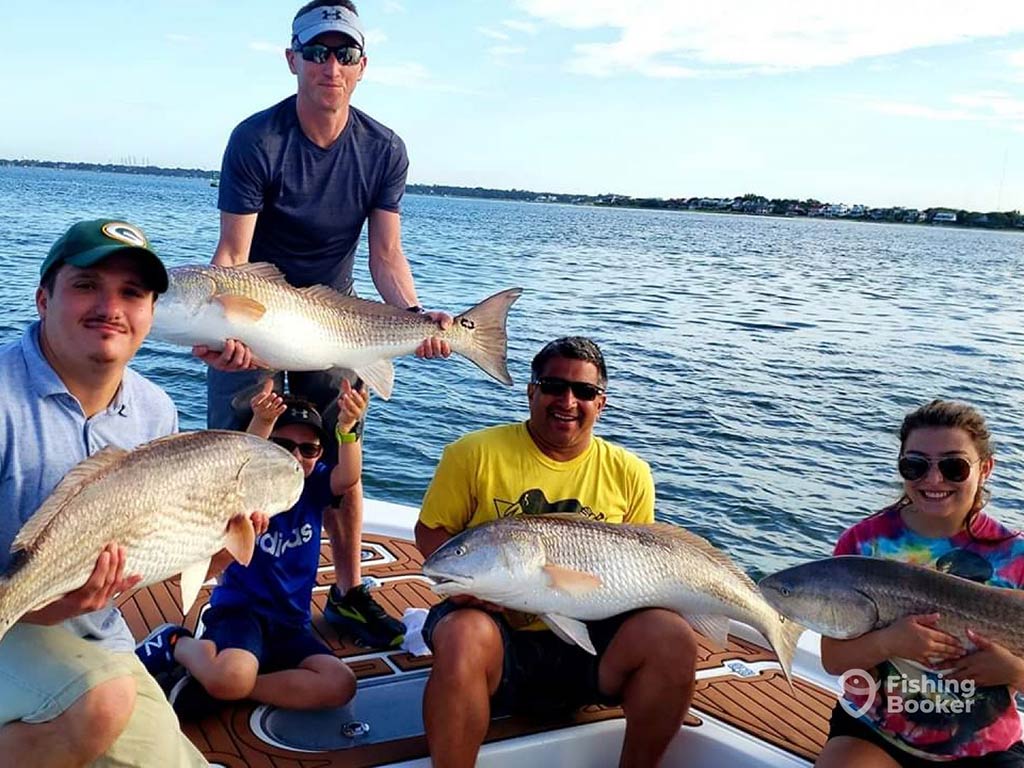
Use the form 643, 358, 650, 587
415, 337, 698, 768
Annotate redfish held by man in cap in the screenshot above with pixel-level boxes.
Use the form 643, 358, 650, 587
423, 514, 806, 685
150, 263, 523, 399
0, 431, 305, 642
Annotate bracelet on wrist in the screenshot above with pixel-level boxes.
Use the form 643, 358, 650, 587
406, 304, 424, 313
336, 424, 359, 444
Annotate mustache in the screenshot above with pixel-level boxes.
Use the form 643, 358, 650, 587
83, 316, 129, 333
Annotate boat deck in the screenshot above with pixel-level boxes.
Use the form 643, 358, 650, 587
117, 532, 835, 766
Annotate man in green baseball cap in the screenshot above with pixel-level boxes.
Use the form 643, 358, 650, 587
0, 219, 206, 766
40, 218, 169, 293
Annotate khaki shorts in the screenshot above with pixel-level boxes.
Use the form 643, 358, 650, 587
0, 623, 207, 767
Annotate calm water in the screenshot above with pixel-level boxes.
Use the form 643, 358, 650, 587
2, 166, 1023, 578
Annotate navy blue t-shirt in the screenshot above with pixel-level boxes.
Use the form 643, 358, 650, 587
218, 95, 409, 292
210, 462, 333, 625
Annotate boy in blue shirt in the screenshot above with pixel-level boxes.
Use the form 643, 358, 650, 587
137, 381, 367, 714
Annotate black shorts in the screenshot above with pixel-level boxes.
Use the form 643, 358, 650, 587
423, 600, 633, 717
201, 604, 333, 673
828, 705, 1024, 767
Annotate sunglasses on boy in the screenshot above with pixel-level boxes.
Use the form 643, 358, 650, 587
271, 436, 324, 459
532, 377, 605, 402
294, 43, 364, 66
897, 455, 980, 483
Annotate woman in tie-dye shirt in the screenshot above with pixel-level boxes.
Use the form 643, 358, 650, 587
817, 400, 1024, 767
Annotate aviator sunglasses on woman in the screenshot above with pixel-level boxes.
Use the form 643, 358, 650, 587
897, 455, 980, 483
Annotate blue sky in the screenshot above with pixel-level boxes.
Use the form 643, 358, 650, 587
2, 0, 1023, 211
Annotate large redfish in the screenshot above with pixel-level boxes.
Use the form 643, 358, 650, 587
0, 431, 304, 641
423, 514, 805, 684
151, 263, 522, 399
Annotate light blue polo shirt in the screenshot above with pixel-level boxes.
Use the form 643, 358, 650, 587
0, 321, 178, 651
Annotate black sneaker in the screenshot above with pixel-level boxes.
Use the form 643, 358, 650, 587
135, 623, 191, 678
324, 583, 405, 649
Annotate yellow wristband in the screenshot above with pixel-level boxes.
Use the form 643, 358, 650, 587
336, 424, 359, 444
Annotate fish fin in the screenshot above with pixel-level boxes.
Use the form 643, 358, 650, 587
11, 447, 128, 551
354, 359, 394, 401
231, 262, 290, 283
647, 523, 758, 590
214, 294, 267, 323
448, 288, 523, 386
541, 614, 597, 654
228, 372, 285, 414
891, 656, 932, 677
684, 614, 731, 647
178, 559, 209, 615
542, 564, 602, 595
763, 614, 806, 692
224, 515, 256, 566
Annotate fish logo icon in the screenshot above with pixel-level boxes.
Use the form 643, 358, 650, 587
838, 668, 879, 719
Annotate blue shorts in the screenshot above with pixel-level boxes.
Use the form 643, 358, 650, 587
200, 604, 333, 673
423, 600, 632, 717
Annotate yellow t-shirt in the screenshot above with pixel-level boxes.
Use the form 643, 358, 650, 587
420, 422, 655, 533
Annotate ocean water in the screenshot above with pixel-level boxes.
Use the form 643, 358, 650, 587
2, 165, 1022, 578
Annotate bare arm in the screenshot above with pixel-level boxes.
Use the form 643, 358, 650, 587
820, 614, 964, 675
22, 543, 140, 625
212, 211, 258, 267
330, 380, 369, 495
368, 209, 452, 358
246, 379, 285, 439
367, 209, 417, 307
415, 520, 452, 559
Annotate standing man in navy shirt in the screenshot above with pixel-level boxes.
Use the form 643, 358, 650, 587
199, 0, 446, 648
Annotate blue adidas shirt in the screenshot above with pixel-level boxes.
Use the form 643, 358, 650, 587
210, 462, 333, 625
0, 322, 178, 651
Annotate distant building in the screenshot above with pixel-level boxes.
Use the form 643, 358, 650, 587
932, 211, 957, 224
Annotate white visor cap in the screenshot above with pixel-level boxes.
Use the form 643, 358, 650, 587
292, 6, 365, 49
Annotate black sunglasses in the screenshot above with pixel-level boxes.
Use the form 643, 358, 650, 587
533, 377, 605, 402
898, 455, 979, 483
295, 43, 363, 66
271, 436, 324, 459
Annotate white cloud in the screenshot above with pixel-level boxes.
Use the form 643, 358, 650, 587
365, 29, 389, 48
516, 0, 1024, 78
248, 42, 283, 55
502, 20, 538, 35
479, 27, 511, 41
363, 62, 469, 93
489, 46, 528, 58
863, 92, 1024, 126
381, 1, 405, 13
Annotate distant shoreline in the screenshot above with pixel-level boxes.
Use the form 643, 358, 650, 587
2, 158, 1020, 231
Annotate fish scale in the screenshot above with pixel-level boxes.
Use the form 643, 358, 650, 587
423, 514, 805, 683
151, 263, 522, 399
761, 556, 1024, 655
0, 431, 305, 640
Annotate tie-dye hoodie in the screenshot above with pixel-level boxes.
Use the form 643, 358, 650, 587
834, 503, 1024, 760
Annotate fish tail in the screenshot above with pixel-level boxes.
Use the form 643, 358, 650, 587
765, 613, 806, 691
449, 288, 523, 385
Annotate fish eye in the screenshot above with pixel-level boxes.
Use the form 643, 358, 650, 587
453, 545, 467, 557
779, 586, 791, 597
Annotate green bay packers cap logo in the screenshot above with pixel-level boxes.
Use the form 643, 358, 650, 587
101, 221, 149, 248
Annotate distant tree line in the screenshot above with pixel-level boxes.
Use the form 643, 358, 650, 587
3, 160, 1019, 230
